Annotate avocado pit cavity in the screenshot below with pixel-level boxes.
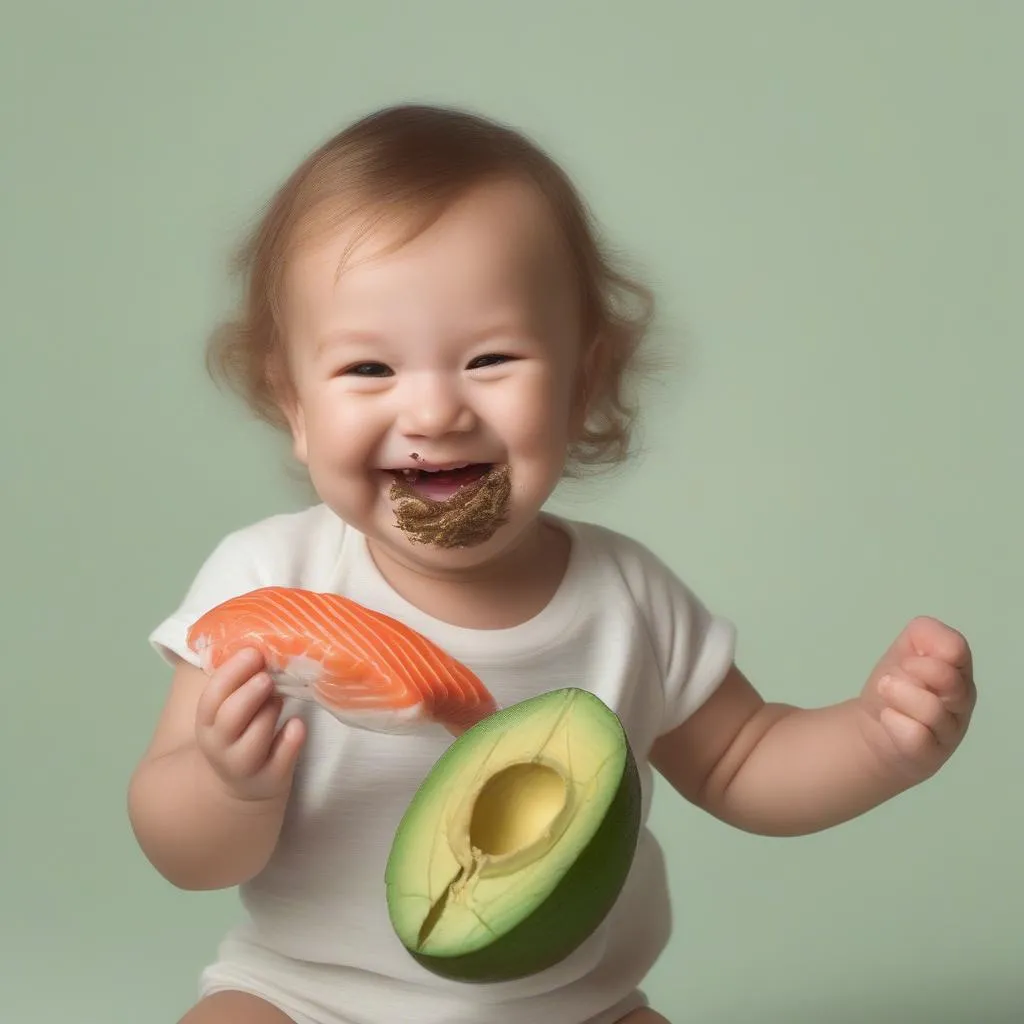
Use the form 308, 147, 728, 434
416, 761, 572, 946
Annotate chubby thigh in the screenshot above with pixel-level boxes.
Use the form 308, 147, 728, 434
178, 991, 297, 1023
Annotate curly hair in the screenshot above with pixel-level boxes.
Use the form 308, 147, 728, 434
206, 104, 656, 477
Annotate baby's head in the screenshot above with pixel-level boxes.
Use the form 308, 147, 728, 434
207, 104, 655, 565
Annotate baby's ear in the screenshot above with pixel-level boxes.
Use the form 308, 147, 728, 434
268, 364, 309, 464
284, 402, 309, 465
570, 332, 603, 430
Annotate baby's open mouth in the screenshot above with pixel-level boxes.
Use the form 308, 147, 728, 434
388, 463, 494, 501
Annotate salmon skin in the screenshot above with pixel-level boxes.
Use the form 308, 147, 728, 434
186, 586, 499, 736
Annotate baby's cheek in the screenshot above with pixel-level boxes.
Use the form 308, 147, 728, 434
516, 385, 573, 448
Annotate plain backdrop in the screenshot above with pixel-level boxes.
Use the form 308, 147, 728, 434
3, 3, 1020, 1022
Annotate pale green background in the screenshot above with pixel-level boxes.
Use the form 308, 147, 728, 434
2, 2, 1020, 1022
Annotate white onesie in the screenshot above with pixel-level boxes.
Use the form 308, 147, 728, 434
148, 504, 735, 1024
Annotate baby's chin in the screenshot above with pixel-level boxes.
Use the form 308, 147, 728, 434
365, 521, 530, 585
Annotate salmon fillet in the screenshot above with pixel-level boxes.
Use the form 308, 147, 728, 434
186, 586, 499, 736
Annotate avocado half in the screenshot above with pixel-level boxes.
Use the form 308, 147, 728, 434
384, 687, 641, 983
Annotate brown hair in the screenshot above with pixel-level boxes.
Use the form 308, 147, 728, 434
206, 104, 656, 477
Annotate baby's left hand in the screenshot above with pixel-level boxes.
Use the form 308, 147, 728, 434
860, 616, 977, 782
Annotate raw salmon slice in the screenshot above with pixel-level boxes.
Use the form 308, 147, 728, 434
186, 586, 499, 736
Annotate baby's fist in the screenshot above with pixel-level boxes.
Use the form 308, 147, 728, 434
862, 616, 976, 781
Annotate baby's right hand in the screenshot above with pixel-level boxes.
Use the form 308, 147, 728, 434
194, 648, 306, 803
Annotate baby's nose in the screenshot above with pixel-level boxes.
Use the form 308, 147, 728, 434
398, 377, 476, 436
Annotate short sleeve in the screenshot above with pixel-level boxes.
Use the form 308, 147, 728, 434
611, 532, 736, 735
147, 529, 267, 669
655, 578, 736, 734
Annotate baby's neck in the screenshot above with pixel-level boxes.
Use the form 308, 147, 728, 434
369, 519, 571, 630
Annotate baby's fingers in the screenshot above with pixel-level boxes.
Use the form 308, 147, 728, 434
879, 674, 959, 747
261, 717, 306, 783
900, 655, 976, 718
224, 696, 284, 778
211, 673, 275, 745
196, 648, 265, 730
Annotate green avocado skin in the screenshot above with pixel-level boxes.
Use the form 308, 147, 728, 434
409, 740, 642, 984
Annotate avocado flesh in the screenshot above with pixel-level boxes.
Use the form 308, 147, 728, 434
385, 687, 641, 982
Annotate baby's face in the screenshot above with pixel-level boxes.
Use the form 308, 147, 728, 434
279, 177, 584, 576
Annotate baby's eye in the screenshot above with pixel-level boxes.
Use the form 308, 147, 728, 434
342, 362, 393, 377
467, 354, 513, 370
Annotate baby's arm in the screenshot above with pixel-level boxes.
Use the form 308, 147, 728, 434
651, 617, 975, 836
128, 649, 305, 889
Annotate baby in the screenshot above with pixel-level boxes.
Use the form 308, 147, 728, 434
128, 104, 976, 1024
